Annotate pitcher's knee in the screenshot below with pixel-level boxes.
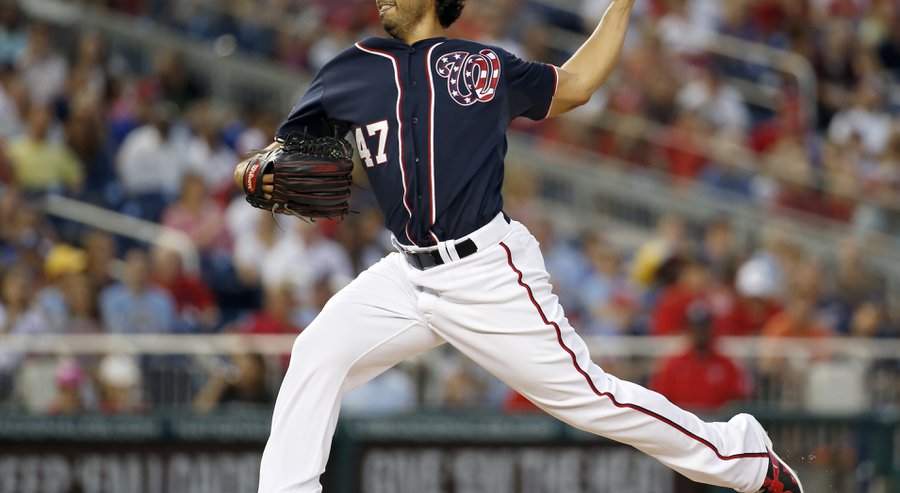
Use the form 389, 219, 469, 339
287, 328, 357, 380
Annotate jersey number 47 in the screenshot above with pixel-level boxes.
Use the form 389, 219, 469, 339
355, 120, 389, 168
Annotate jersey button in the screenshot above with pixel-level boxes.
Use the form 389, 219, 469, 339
411, 81, 417, 87
412, 117, 419, 124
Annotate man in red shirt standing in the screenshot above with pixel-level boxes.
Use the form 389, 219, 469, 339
651, 301, 752, 412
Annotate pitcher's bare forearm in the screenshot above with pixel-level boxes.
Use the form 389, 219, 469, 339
547, 0, 635, 117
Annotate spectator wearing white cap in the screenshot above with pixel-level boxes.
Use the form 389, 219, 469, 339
710, 256, 784, 337
97, 354, 143, 414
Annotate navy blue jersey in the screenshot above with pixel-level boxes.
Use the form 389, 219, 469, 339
277, 36, 558, 246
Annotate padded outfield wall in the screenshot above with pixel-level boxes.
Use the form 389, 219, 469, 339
0, 410, 896, 493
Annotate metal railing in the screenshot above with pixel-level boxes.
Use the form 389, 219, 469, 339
42, 194, 200, 273
2, 334, 898, 413
4, 332, 900, 359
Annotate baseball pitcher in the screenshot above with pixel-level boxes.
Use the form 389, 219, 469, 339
233, 0, 804, 492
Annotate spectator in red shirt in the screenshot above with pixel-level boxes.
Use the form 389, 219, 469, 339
237, 283, 301, 335
231, 284, 302, 372
650, 301, 752, 412
662, 109, 710, 182
650, 257, 709, 335
151, 246, 219, 332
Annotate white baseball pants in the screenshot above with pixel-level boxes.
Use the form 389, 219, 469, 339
258, 214, 769, 493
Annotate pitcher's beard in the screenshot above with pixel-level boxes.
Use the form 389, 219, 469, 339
379, 2, 428, 40
382, 18, 402, 38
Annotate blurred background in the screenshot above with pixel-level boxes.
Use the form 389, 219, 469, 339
0, 0, 898, 492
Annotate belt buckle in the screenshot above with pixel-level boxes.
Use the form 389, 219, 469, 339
405, 249, 439, 270
404, 251, 421, 269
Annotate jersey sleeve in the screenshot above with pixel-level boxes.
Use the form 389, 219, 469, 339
501, 49, 558, 121
276, 71, 334, 139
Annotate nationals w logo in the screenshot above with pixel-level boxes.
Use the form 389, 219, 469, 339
434, 50, 501, 106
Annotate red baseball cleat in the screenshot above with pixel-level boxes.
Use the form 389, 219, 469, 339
758, 436, 805, 493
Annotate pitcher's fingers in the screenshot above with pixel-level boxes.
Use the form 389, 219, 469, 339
263, 174, 274, 184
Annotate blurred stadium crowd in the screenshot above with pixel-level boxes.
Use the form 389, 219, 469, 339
0, 0, 897, 417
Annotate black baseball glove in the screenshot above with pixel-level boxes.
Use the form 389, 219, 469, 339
240, 133, 355, 220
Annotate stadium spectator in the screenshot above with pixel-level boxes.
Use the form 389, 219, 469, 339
147, 51, 206, 110
272, 29, 309, 71
99, 248, 176, 333
697, 217, 738, 281
630, 214, 688, 288
852, 130, 900, 236
115, 101, 189, 217
151, 246, 219, 332
294, 220, 353, 291
761, 295, 832, 340
0, 265, 52, 400
16, 23, 67, 105
848, 301, 886, 339
0, 188, 56, 272
193, 352, 274, 413
184, 104, 239, 199
80, 230, 117, 290
442, 362, 491, 409
161, 172, 230, 255
530, 216, 588, 324
64, 95, 115, 205
259, 224, 309, 291
232, 211, 280, 287
0, 1, 27, 67
577, 233, 637, 335
650, 257, 709, 336
660, 108, 710, 181
37, 243, 101, 333
58, 273, 103, 335
68, 30, 111, 107
697, 132, 756, 200
656, 0, 715, 55
255, 220, 317, 294
47, 358, 87, 415
352, 205, 394, 271
828, 79, 893, 157
676, 66, 750, 133
821, 240, 886, 334
650, 301, 752, 412
6, 105, 83, 194
0, 68, 26, 139
235, 283, 300, 335
96, 353, 144, 414
232, 105, 277, 157
713, 255, 783, 336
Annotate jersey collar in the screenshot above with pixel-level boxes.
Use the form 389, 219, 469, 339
360, 36, 447, 51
